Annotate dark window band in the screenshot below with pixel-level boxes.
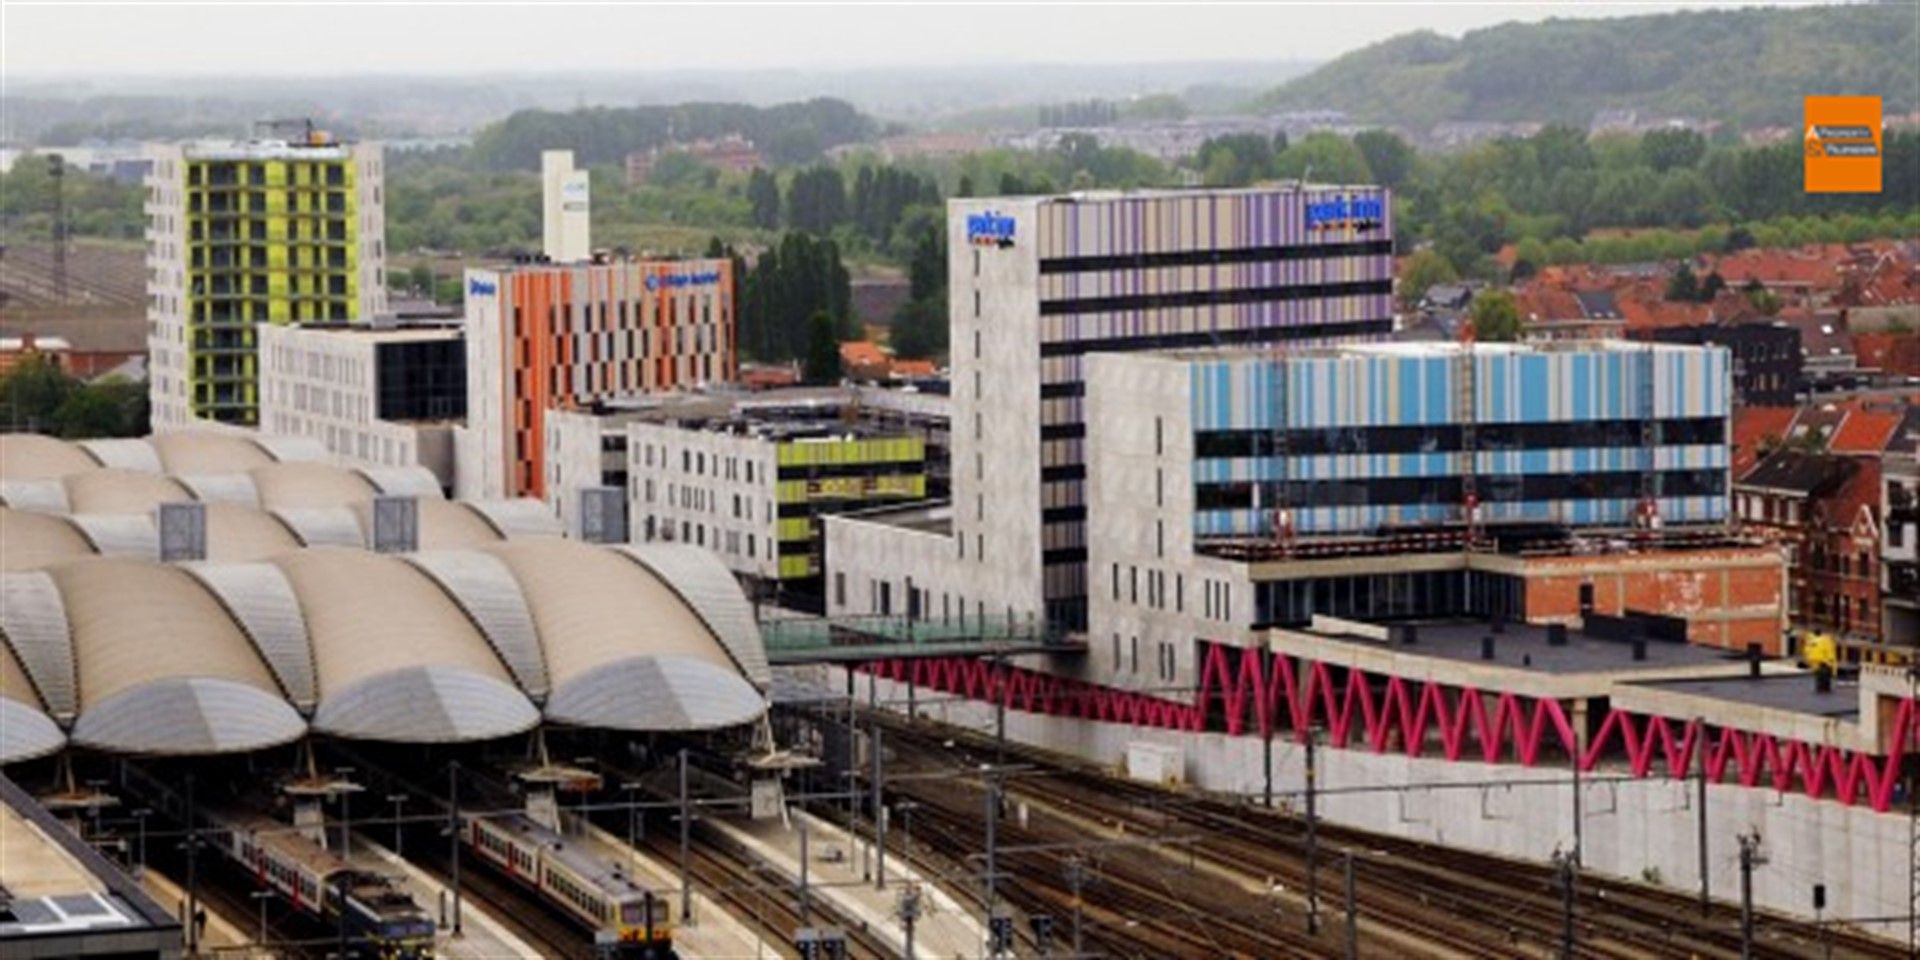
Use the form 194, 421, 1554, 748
1040, 423, 1087, 440
1043, 547, 1088, 565
1039, 317, 1391, 359
1039, 239, 1392, 275
1041, 464, 1088, 483
1193, 417, 1725, 459
1040, 278, 1390, 318
1194, 469, 1726, 511
1042, 505, 1088, 524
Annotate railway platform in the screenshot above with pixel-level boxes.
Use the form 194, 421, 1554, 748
713, 808, 988, 959
575, 820, 774, 958
139, 868, 255, 956
345, 837, 542, 960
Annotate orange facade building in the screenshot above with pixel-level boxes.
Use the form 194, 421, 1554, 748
460, 258, 734, 500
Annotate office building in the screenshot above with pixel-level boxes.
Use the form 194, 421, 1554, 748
541, 149, 591, 263
146, 127, 387, 429
457, 257, 736, 502
257, 321, 466, 488
830, 187, 1394, 631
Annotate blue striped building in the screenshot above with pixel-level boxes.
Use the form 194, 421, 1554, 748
1186, 342, 1731, 537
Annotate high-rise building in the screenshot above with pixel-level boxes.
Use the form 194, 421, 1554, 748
457, 257, 735, 503
832, 187, 1396, 630
145, 129, 387, 430
541, 149, 591, 263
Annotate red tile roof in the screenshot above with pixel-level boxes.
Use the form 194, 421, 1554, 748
1855, 331, 1920, 376
1828, 408, 1905, 456
840, 341, 888, 367
1818, 457, 1882, 532
1731, 406, 1798, 477
890, 359, 937, 377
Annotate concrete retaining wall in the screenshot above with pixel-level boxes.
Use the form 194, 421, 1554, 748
835, 668, 1912, 941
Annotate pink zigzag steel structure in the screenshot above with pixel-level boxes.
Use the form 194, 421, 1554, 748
858, 643, 1920, 812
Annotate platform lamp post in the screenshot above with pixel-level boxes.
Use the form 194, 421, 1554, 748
387, 794, 408, 857
131, 807, 151, 871
250, 889, 275, 945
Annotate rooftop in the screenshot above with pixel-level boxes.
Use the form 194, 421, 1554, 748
1626, 674, 1859, 722
0, 775, 179, 956
1295, 617, 1732, 677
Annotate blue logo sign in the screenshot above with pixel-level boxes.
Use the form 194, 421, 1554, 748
467, 277, 497, 297
1304, 194, 1385, 232
966, 210, 1016, 248
645, 270, 723, 291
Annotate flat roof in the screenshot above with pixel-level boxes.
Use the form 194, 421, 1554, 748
180, 139, 352, 161
1305, 619, 1732, 676
837, 500, 952, 536
1626, 674, 1859, 722
0, 775, 180, 955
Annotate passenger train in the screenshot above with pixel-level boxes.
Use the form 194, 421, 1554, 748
466, 810, 675, 959
118, 764, 436, 959
223, 809, 438, 959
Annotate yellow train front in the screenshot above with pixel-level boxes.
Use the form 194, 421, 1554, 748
468, 811, 675, 959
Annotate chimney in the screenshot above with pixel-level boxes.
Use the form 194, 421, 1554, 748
1747, 643, 1763, 678
371, 495, 419, 554
156, 501, 206, 562
1814, 664, 1833, 694
1547, 623, 1569, 647
1481, 635, 1496, 660
1631, 638, 1648, 662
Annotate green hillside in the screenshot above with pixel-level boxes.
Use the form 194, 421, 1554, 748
1258, 3, 1919, 132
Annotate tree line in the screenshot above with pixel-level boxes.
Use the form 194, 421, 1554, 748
0, 354, 149, 438
468, 98, 879, 171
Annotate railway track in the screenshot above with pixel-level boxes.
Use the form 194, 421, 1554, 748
592, 757, 901, 960
866, 712, 1906, 959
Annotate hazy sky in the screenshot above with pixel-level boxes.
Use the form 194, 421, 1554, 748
3, 1, 1825, 78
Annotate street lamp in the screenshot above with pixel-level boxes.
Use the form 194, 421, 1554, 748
387, 794, 408, 856
621, 781, 646, 869
130, 808, 152, 870
251, 888, 276, 944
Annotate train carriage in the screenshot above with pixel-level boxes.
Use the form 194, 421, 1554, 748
223, 808, 436, 959
467, 812, 674, 959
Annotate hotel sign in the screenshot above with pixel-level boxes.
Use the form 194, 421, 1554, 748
645, 269, 723, 291
967, 210, 1017, 248
1304, 194, 1385, 233
467, 276, 497, 297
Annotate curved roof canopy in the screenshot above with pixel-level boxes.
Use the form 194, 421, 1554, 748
0, 536, 772, 757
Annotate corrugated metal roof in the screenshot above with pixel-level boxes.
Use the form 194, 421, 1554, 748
464, 499, 565, 539
0, 510, 94, 572
63, 470, 191, 515
617, 544, 771, 688
149, 432, 278, 475
181, 562, 317, 711
356, 467, 445, 499
0, 696, 66, 763
65, 513, 159, 557
70, 677, 305, 756
312, 665, 538, 743
545, 656, 763, 731
77, 438, 162, 474
0, 571, 78, 721
272, 507, 365, 548
0, 479, 71, 513
404, 551, 549, 700
0, 434, 102, 481
174, 473, 261, 506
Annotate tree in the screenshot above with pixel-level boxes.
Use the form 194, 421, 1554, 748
54, 377, 147, 439
1469, 290, 1523, 342
747, 168, 781, 229
787, 166, 846, 234
803, 312, 843, 384
1195, 133, 1276, 187
1273, 133, 1374, 185
1699, 270, 1728, 302
1353, 130, 1416, 190
1664, 262, 1700, 302
0, 353, 75, 432
1641, 128, 1707, 173
1398, 249, 1459, 309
